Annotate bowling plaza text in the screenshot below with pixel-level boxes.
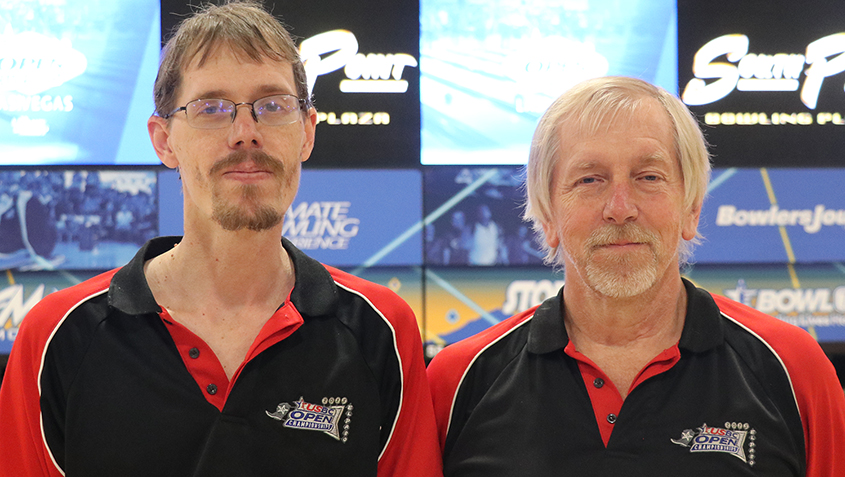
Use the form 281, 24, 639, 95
704, 111, 845, 125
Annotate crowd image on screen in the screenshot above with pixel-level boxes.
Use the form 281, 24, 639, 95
0, 170, 157, 270
424, 168, 545, 267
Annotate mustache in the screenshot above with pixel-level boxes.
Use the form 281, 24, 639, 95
208, 150, 287, 177
585, 223, 659, 249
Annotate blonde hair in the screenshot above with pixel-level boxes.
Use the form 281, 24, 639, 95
523, 76, 711, 265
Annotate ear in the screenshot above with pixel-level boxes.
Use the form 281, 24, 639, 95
681, 202, 702, 241
299, 107, 318, 164
540, 219, 560, 250
148, 116, 179, 169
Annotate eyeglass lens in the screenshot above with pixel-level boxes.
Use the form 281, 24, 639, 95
185, 95, 301, 128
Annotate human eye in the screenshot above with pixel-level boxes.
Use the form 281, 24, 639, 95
638, 168, 670, 183
575, 175, 602, 186
191, 99, 231, 117
259, 95, 297, 114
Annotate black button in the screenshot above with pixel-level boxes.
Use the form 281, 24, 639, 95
607, 413, 617, 424
188, 347, 200, 359
593, 378, 604, 388
206, 384, 218, 395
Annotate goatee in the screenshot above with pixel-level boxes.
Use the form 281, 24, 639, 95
209, 150, 292, 231
581, 223, 663, 298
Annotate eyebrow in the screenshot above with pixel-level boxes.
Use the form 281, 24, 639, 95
640, 152, 672, 164
639, 152, 675, 167
565, 151, 674, 174
191, 85, 295, 101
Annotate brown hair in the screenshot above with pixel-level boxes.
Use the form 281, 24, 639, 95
153, 0, 311, 118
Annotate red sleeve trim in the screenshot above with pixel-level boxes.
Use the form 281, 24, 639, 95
713, 294, 845, 477
426, 308, 536, 450
329, 269, 442, 477
0, 269, 116, 477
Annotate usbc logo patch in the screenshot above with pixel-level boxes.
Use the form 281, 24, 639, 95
671, 422, 756, 466
267, 397, 353, 442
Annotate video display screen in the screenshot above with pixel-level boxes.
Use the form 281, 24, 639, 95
697, 168, 845, 264
0, 0, 161, 166
0, 168, 158, 271
162, 0, 423, 169
420, 0, 677, 165
678, 0, 845, 167
423, 166, 545, 267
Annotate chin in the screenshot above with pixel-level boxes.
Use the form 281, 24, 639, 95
584, 257, 662, 298
212, 203, 284, 232
589, 274, 657, 298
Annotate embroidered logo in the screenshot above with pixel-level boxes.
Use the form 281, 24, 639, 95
671, 422, 756, 466
266, 396, 353, 442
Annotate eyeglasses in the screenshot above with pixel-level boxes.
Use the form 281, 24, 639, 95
163, 94, 306, 129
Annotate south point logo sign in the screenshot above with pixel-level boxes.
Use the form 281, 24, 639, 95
682, 33, 845, 126
299, 30, 418, 126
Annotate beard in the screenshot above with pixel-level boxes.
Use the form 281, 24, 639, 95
208, 150, 293, 232
568, 223, 668, 298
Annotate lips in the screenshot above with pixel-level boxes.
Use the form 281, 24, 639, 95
209, 150, 286, 178
223, 164, 272, 175
586, 224, 658, 251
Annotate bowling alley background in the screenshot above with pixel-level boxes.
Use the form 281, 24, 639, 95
2, 0, 845, 377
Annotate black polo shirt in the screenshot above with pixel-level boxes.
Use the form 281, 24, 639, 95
0, 237, 440, 477
427, 279, 845, 476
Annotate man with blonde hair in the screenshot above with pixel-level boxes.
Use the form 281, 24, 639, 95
0, 2, 439, 476
428, 76, 845, 475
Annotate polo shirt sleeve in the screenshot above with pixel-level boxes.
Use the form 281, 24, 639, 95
713, 295, 845, 477
0, 270, 114, 477
0, 294, 71, 477
426, 310, 534, 451
374, 295, 443, 477
427, 337, 476, 451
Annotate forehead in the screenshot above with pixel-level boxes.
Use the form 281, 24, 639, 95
179, 46, 296, 101
557, 99, 677, 166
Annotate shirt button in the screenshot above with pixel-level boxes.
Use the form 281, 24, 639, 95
188, 347, 200, 359
607, 413, 617, 424
593, 378, 605, 388
206, 384, 218, 395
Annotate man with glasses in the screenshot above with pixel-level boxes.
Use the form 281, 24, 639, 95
0, 2, 440, 476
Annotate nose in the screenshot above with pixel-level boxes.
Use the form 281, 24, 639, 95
228, 103, 263, 149
603, 181, 638, 224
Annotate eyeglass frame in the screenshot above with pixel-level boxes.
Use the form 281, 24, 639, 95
161, 94, 308, 129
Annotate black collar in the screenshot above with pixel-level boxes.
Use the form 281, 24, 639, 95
526, 278, 724, 355
108, 236, 338, 318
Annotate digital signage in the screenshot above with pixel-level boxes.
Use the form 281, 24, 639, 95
696, 168, 845, 264
678, 0, 845, 167
1, 0, 161, 166
157, 168, 424, 267
420, 0, 677, 165
283, 169, 423, 267
423, 166, 545, 267
161, 0, 422, 168
0, 270, 103, 354
421, 263, 845, 352
0, 169, 159, 271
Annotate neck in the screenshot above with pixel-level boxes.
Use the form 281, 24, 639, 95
146, 224, 294, 310
563, 274, 687, 350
